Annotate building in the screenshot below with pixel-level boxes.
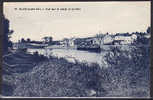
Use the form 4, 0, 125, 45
60, 38, 76, 47
92, 34, 114, 46
114, 34, 137, 45
102, 35, 114, 45
42, 36, 52, 44
68, 38, 75, 47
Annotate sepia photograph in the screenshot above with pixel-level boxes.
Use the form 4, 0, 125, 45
1, 1, 151, 97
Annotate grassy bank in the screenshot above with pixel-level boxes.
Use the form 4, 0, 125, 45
2, 46, 150, 97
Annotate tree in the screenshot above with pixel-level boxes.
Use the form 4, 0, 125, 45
3, 15, 13, 53
48, 37, 52, 43
27, 38, 31, 42
146, 27, 151, 34
21, 38, 26, 43
42, 37, 48, 43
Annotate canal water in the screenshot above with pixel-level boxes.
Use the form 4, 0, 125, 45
27, 48, 109, 67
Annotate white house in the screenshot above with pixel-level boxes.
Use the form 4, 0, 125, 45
68, 38, 75, 47
93, 34, 114, 46
102, 35, 114, 44
114, 34, 137, 44
60, 38, 75, 47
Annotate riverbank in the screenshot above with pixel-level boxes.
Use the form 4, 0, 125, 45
2, 46, 150, 97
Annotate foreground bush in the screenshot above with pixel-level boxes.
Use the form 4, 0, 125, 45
103, 45, 150, 97
12, 58, 107, 97
2, 45, 150, 97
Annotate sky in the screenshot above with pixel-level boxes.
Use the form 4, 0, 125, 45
4, 2, 150, 42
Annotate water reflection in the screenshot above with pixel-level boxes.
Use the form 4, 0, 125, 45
27, 48, 109, 67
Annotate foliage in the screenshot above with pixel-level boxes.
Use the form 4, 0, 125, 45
21, 38, 26, 43
27, 38, 31, 42
3, 15, 13, 53
103, 45, 150, 96
2, 45, 150, 97
147, 26, 151, 34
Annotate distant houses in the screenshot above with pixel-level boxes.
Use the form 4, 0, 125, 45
42, 36, 53, 44
114, 34, 137, 45
76, 33, 137, 47
93, 34, 114, 46
60, 38, 75, 47
13, 28, 150, 50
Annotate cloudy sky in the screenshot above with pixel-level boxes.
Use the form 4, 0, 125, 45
4, 2, 150, 42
